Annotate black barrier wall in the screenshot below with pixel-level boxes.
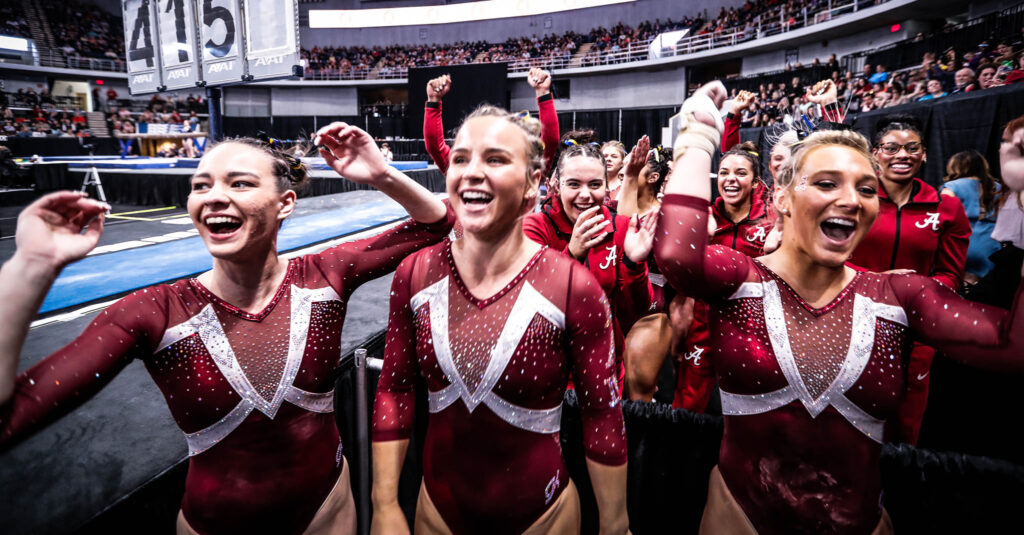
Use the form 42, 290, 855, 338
75, 329, 1024, 534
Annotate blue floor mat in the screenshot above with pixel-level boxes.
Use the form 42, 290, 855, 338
41, 199, 410, 313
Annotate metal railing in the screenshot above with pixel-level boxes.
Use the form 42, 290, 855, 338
297, 0, 881, 80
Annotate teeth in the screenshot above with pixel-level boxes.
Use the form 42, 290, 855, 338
461, 191, 493, 201
205, 216, 239, 225
824, 217, 855, 228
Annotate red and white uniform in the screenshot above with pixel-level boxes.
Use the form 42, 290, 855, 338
0, 212, 454, 534
373, 242, 627, 534
523, 200, 653, 357
848, 178, 971, 444
656, 193, 1022, 534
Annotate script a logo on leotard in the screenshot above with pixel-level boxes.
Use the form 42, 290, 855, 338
915, 212, 941, 232
544, 470, 561, 504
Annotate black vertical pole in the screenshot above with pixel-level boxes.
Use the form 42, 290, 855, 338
206, 86, 223, 142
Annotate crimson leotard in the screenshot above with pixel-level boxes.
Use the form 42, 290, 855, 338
848, 178, 972, 443
523, 201, 653, 350
655, 194, 1022, 534
373, 242, 627, 535
0, 212, 454, 534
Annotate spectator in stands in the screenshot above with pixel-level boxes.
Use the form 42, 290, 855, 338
951, 68, 978, 94
918, 79, 948, 101
978, 63, 998, 89
942, 150, 1002, 282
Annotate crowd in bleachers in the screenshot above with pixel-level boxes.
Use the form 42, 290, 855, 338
1, 90, 93, 138
43, 1, 124, 62
1, 4, 32, 40
716, 25, 1024, 128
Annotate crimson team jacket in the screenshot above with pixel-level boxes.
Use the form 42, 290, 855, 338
849, 178, 971, 289
424, 93, 561, 176
710, 182, 774, 257
523, 201, 652, 340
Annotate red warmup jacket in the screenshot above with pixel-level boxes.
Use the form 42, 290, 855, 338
710, 182, 773, 255
424, 93, 560, 176
523, 201, 652, 355
849, 178, 971, 289
848, 177, 971, 445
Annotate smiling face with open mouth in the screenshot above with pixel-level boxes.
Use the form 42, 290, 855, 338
447, 115, 539, 239
559, 155, 607, 223
187, 142, 294, 261
717, 153, 756, 211
874, 129, 924, 186
783, 145, 880, 267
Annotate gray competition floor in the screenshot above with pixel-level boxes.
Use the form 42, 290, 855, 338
0, 190, 401, 534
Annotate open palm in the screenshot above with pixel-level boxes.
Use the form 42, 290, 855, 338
16, 191, 107, 269
623, 211, 658, 263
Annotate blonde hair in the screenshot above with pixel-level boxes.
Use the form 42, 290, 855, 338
461, 105, 545, 176
601, 140, 627, 157
776, 129, 880, 190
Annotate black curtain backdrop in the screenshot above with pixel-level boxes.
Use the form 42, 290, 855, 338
407, 63, 510, 143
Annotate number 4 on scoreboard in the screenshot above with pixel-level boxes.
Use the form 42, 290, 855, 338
128, 0, 155, 67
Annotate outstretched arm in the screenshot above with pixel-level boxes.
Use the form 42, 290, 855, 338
424, 74, 452, 174
0, 192, 107, 405
528, 68, 561, 176
892, 275, 1024, 371
317, 121, 446, 224
655, 82, 751, 300
722, 90, 753, 151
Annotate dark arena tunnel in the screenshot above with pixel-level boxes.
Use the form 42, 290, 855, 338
2, 0, 1024, 533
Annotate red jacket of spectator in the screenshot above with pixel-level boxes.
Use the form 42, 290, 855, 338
523, 200, 652, 353
848, 178, 971, 289
710, 182, 773, 257
424, 92, 560, 176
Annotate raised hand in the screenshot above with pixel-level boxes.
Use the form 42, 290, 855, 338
730, 90, 755, 115
624, 211, 659, 263
15, 191, 107, 270
568, 205, 610, 260
1000, 122, 1024, 192
694, 80, 728, 111
527, 68, 552, 96
625, 135, 650, 180
805, 79, 838, 105
426, 74, 451, 103
315, 122, 390, 185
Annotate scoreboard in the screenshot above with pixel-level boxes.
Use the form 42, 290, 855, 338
122, 0, 301, 95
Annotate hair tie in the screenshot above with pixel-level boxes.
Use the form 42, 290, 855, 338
256, 131, 282, 149
563, 138, 579, 147
282, 153, 304, 172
